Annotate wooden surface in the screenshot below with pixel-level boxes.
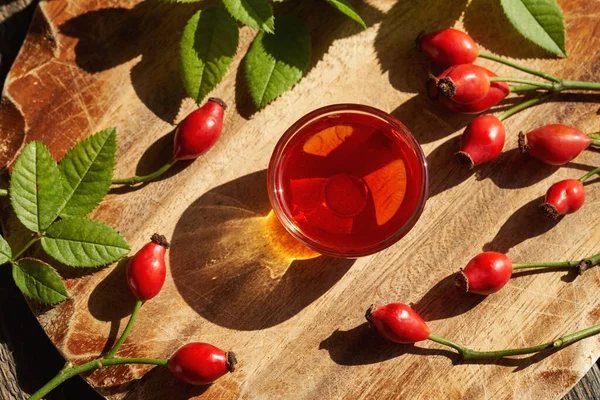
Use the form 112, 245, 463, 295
4, 0, 600, 399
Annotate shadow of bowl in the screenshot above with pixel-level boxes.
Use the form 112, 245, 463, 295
170, 169, 355, 330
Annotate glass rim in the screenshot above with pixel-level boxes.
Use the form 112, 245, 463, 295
267, 103, 429, 258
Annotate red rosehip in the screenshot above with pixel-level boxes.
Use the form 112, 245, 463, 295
455, 252, 513, 295
437, 64, 490, 104
519, 124, 592, 165
173, 98, 226, 161
540, 179, 585, 219
417, 28, 478, 67
365, 303, 430, 344
126, 234, 169, 301
455, 115, 505, 169
434, 68, 509, 114
169, 342, 236, 385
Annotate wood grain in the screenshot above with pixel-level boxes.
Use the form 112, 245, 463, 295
3, 0, 600, 399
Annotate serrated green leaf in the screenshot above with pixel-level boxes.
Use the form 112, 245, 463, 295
57, 128, 116, 218
244, 16, 311, 110
324, 0, 366, 29
10, 141, 63, 233
222, 0, 274, 33
41, 217, 129, 267
501, 0, 566, 56
180, 6, 239, 104
0, 235, 11, 265
13, 258, 68, 304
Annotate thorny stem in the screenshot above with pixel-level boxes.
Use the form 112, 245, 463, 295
579, 167, 600, 183
27, 357, 169, 400
429, 323, 600, 360
111, 158, 177, 186
105, 299, 144, 359
12, 235, 41, 260
498, 94, 552, 121
478, 52, 561, 82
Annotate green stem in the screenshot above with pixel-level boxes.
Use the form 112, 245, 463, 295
12, 236, 41, 260
559, 80, 600, 92
489, 77, 554, 90
478, 52, 561, 82
510, 84, 545, 92
0, 188, 7, 197
105, 299, 143, 359
512, 261, 579, 270
28, 357, 169, 400
498, 94, 552, 121
111, 158, 177, 185
429, 322, 600, 360
579, 167, 600, 183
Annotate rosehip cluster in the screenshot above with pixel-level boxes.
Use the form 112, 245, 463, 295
419, 28, 598, 170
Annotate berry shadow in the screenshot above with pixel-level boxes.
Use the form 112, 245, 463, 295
320, 322, 565, 371
120, 367, 209, 400
319, 322, 457, 366
169, 169, 355, 331
87, 258, 139, 355
374, 0, 469, 94
483, 196, 561, 254
411, 274, 485, 322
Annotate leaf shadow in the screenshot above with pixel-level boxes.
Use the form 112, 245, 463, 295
59, 1, 203, 123
463, 0, 561, 59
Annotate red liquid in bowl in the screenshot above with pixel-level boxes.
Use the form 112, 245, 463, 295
269, 106, 427, 257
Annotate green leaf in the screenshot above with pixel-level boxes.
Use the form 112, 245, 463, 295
10, 141, 63, 233
13, 258, 68, 304
41, 217, 129, 267
244, 16, 311, 110
500, 0, 566, 56
57, 128, 116, 218
323, 0, 366, 29
0, 235, 11, 265
222, 0, 275, 33
180, 6, 239, 104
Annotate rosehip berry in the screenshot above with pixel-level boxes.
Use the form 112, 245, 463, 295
519, 124, 592, 165
417, 28, 478, 67
455, 115, 505, 169
428, 67, 509, 114
173, 98, 226, 161
365, 303, 430, 344
455, 252, 513, 295
437, 64, 490, 104
169, 342, 237, 385
126, 234, 169, 301
540, 179, 585, 219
